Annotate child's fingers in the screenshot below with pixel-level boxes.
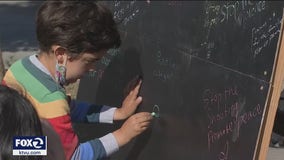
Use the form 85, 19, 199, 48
131, 80, 142, 97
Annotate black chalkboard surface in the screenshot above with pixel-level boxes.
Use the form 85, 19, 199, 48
76, 1, 284, 160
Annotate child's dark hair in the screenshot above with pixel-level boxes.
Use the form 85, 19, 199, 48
0, 85, 43, 160
36, 0, 121, 56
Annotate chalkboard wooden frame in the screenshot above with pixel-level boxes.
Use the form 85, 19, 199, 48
257, 11, 284, 160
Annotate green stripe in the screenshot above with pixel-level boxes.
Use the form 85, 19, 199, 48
21, 56, 65, 92
10, 57, 66, 103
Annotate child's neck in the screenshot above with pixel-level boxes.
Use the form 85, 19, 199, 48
37, 52, 57, 79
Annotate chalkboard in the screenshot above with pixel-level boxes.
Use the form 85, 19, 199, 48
76, 1, 284, 160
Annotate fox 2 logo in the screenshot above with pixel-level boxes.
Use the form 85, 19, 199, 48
13, 136, 47, 150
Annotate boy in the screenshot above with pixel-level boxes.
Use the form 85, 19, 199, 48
2, 1, 152, 159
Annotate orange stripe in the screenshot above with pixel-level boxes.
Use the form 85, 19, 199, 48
3, 70, 27, 95
28, 95, 70, 118
4, 70, 70, 118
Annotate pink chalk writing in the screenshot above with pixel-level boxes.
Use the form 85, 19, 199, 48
207, 104, 262, 150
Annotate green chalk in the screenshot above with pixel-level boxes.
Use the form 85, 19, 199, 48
151, 112, 159, 118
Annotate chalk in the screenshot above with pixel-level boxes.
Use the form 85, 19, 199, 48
152, 104, 160, 118
151, 112, 159, 118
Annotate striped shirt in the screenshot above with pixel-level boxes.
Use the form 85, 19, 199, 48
2, 54, 119, 160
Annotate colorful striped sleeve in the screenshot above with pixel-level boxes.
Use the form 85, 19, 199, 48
70, 100, 117, 123
71, 133, 119, 160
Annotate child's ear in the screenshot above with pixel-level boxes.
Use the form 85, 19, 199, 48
53, 46, 68, 64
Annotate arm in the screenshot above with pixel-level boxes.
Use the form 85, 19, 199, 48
70, 79, 143, 123
71, 80, 152, 159
71, 133, 118, 160
71, 112, 153, 160
70, 101, 116, 123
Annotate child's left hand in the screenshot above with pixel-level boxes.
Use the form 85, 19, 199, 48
114, 80, 142, 120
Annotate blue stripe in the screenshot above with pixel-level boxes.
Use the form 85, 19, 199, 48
71, 139, 106, 160
72, 142, 94, 160
89, 139, 107, 159
70, 101, 90, 122
86, 104, 103, 123
70, 101, 103, 123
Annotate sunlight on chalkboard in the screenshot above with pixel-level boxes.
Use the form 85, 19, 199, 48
260, 86, 264, 90
264, 71, 268, 76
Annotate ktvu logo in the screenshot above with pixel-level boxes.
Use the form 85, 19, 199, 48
13, 136, 47, 156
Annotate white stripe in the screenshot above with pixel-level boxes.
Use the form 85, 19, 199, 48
99, 106, 117, 123
99, 133, 119, 156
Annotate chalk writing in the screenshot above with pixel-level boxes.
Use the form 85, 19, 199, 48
218, 141, 229, 160
202, 86, 238, 111
200, 41, 215, 60
176, 41, 216, 61
207, 102, 240, 128
251, 13, 281, 57
207, 103, 262, 150
113, 0, 141, 26
152, 69, 174, 82
202, 85, 263, 153
87, 49, 120, 79
88, 69, 104, 80
167, 1, 183, 6
100, 56, 111, 66
156, 53, 177, 69
99, 49, 120, 68
204, 1, 266, 28
176, 43, 201, 57
108, 48, 120, 57
152, 41, 177, 82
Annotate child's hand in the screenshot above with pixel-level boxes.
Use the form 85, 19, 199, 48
113, 112, 153, 147
114, 80, 142, 120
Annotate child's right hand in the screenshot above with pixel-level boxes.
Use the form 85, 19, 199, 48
112, 112, 153, 147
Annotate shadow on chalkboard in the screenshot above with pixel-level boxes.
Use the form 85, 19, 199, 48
125, 128, 153, 160
74, 46, 146, 147
95, 46, 143, 106
95, 46, 154, 159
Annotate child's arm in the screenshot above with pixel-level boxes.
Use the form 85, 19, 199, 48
71, 112, 152, 160
70, 78, 143, 123
70, 101, 116, 123
71, 133, 119, 160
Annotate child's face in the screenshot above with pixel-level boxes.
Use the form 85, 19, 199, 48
65, 49, 107, 84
